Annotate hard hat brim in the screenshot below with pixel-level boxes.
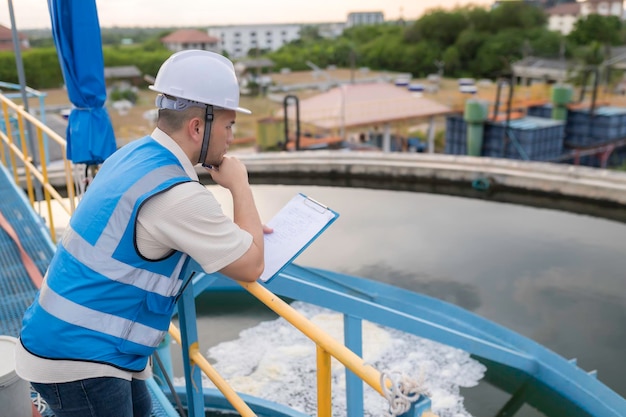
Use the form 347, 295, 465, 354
236, 106, 252, 115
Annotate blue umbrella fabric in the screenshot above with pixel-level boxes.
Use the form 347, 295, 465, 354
48, 0, 116, 165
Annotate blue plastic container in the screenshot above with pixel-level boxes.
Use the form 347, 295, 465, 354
445, 115, 565, 161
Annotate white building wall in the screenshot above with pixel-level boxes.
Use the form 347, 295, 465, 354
209, 24, 301, 59
580, 0, 624, 17
346, 12, 384, 28
610, 1, 624, 16
548, 15, 578, 35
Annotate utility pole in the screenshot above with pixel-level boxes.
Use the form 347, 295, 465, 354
7, 0, 42, 201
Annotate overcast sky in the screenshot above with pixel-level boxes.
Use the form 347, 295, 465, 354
1, 0, 494, 29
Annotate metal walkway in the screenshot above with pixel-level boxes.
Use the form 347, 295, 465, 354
0, 165, 52, 338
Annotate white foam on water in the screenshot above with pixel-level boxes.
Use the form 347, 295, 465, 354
193, 302, 485, 417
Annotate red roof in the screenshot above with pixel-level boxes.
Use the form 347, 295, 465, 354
546, 2, 581, 15
160, 29, 219, 44
0, 24, 28, 51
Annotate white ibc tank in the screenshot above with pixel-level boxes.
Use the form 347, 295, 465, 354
0, 336, 32, 417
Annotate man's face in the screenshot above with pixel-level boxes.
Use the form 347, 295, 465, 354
203, 109, 236, 167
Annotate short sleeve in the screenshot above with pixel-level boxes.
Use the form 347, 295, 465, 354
136, 182, 252, 274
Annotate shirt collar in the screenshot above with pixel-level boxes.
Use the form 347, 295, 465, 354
150, 128, 198, 181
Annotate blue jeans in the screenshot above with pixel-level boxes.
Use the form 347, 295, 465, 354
31, 377, 151, 417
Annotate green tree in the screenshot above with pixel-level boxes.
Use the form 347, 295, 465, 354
474, 29, 528, 78
442, 46, 461, 75
405, 8, 468, 47
567, 14, 622, 46
489, 1, 547, 32
454, 29, 489, 70
527, 28, 564, 58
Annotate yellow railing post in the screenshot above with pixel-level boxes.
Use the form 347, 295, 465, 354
1, 101, 20, 185
168, 323, 258, 417
316, 345, 332, 417
36, 127, 56, 242
15, 112, 36, 210
241, 281, 386, 396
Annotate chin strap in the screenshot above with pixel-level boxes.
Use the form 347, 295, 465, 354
198, 105, 214, 166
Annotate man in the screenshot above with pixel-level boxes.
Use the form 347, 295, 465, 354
16, 50, 266, 417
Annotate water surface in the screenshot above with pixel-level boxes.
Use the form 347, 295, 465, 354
175, 184, 625, 417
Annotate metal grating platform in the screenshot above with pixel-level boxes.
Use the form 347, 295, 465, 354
0, 163, 179, 417
0, 165, 53, 337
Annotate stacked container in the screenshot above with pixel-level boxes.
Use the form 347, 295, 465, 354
445, 115, 565, 161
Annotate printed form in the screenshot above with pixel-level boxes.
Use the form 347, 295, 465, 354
260, 194, 338, 282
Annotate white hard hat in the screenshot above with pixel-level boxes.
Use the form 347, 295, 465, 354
149, 49, 251, 114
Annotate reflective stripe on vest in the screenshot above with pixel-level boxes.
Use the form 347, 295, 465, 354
60, 226, 185, 297
38, 283, 165, 348
91, 164, 187, 252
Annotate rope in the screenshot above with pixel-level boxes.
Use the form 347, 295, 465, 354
30, 388, 48, 416
380, 370, 429, 417
0, 209, 44, 289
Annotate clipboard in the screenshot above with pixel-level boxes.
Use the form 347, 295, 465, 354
260, 193, 339, 283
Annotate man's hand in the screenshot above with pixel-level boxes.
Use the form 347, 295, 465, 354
205, 156, 250, 191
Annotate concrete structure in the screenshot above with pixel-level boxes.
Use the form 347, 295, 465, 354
511, 56, 570, 84
208, 24, 301, 59
346, 11, 385, 27
219, 151, 626, 212
160, 29, 219, 53
512, 45, 626, 84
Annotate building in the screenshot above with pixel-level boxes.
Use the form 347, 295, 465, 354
0, 24, 29, 52
103, 66, 143, 87
546, 0, 624, 35
512, 45, 626, 85
160, 29, 220, 53
208, 11, 383, 59
208, 24, 301, 59
346, 11, 384, 28
317, 22, 345, 39
511, 56, 570, 84
546, 2, 581, 34
580, 0, 624, 17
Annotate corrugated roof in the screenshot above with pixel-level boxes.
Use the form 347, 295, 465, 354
160, 29, 219, 43
278, 83, 452, 130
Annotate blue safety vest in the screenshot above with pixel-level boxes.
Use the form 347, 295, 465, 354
20, 136, 194, 372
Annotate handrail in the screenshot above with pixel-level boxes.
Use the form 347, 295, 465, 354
167, 322, 257, 417
242, 281, 436, 417
0, 91, 75, 242
173, 271, 435, 417
242, 281, 388, 397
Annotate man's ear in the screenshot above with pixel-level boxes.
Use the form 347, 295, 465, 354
188, 118, 202, 142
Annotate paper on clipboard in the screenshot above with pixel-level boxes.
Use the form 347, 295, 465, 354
260, 193, 339, 282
